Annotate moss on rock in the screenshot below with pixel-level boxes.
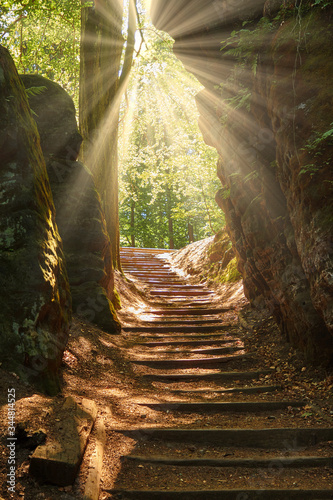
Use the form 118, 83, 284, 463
0, 45, 71, 393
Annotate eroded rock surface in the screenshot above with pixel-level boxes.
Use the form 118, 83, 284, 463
152, 1, 333, 365
0, 46, 71, 393
20, 74, 121, 333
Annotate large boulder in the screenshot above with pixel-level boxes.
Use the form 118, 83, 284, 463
20, 74, 121, 333
0, 46, 71, 394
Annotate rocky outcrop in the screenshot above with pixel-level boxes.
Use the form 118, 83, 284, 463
20, 74, 121, 333
170, 231, 239, 286
152, 1, 333, 365
0, 46, 71, 394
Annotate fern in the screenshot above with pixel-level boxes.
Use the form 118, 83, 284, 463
220, 187, 231, 200
251, 55, 258, 76
244, 170, 259, 183
304, 123, 333, 152
25, 86, 47, 98
226, 89, 252, 112
299, 164, 320, 176
250, 193, 263, 206
311, 0, 333, 8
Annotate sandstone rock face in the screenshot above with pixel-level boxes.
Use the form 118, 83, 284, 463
152, 2, 333, 365
0, 46, 71, 393
20, 75, 121, 333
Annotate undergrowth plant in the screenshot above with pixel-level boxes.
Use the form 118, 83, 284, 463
300, 123, 333, 176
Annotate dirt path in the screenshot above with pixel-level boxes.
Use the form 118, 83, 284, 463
103, 248, 333, 499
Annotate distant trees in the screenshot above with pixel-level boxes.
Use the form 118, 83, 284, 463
119, 28, 223, 249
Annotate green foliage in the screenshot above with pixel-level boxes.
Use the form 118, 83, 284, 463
219, 187, 231, 200
306, 0, 333, 9
220, 18, 273, 73
119, 24, 224, 249
225, 87, 252, 112
112, 289, 122, 311
250, 193, 264, 206
25, 85, 47, 97
300, 123, 333, 176
304, 123, 333, 152
217, 18, 275, 126
219, 257, 241, 283
1, 1, 82, 106
243, 170, 259, 183
299, 164, 320, 177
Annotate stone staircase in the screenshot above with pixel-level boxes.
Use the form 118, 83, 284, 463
105, 247, 333, 499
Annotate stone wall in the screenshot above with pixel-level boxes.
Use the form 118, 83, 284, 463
0, 46, 71, 394
152, 0, 333, 365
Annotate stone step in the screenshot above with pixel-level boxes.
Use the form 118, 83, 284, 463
136, 401, 305, 413
120, 247, 174, 253
133, 279, 184, 284
150, 290, 214, 296
124, 325, 230, 333
120, 254, 172, 258
121, 262, 172, 265
138, 339, 240, 347
154, 301, 213, 307
143, 319, 224, 325
171, 385, 281, 394
142, 370, 272, 381
144, 346, 244, 355
120, 256, 166, 260
121, 262, 171, 265
122, 264, 174, 267
149, 307, 232, 315
147, 284, 210, 288
150, 285, 210, 290
118, 427, 333, 448
124, 268, 173, 273
148, 287, 212, 291
124, 455, 332, 468
126, 270, 178, 278
105, 489, 333, 499
148, 284, 187, 288
122, 268, 178, 272
136, 332, 234, 339
127, 262, 171, 266
131, 353, 254, 368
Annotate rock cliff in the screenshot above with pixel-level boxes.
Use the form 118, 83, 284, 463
20, 74, 121, 334
152, 0, 333, 365
0, 46, 71, 394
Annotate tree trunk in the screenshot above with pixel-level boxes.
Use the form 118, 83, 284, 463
166, 186, 174, 249
188, 221, 194, 243
130, 199, 135, 247
79, 0, 125, 269
168, 215, 174, 249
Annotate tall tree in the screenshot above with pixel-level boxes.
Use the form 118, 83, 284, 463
79, 0, 137, 269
